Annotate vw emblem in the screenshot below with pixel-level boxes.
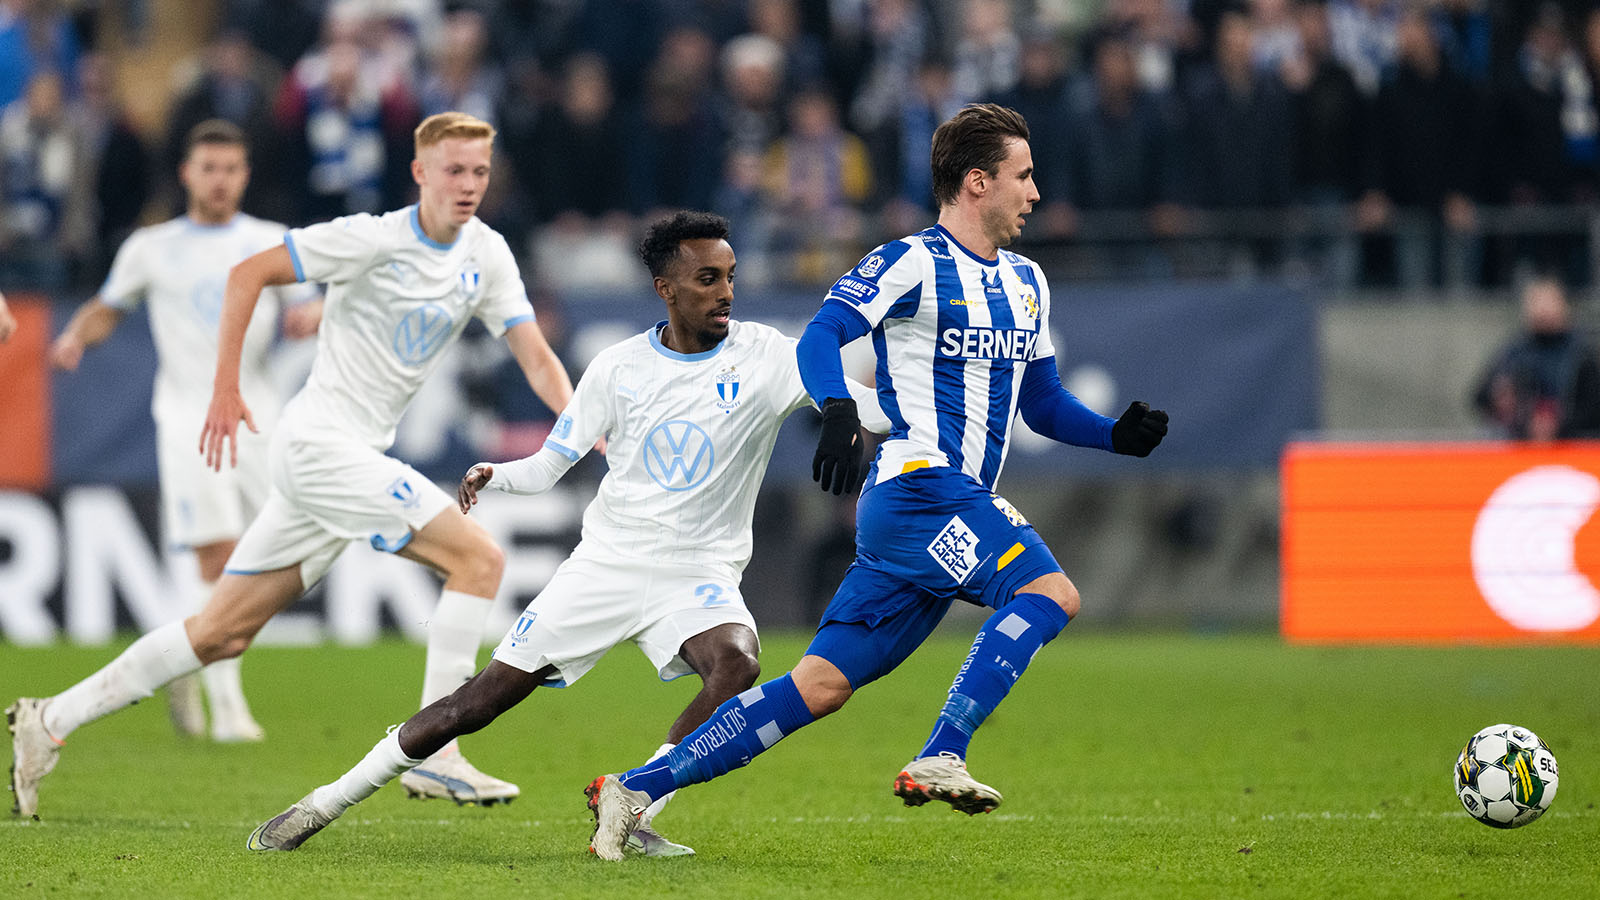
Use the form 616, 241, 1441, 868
643, 420, 715, 491
392, 303, 454, 366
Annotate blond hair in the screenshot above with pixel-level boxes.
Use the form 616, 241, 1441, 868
413, 111, 496, 155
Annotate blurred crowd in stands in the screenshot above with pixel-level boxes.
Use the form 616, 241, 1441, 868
7, 0, 1600, 292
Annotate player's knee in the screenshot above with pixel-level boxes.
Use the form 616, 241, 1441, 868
707, 645, 760, 694
1018, 572, 1080, 619
185, 613, 253, 664
1055, 581, 1081, 619
455, 538, 505, 590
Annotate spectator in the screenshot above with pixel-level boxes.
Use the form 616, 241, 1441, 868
762, 89, 871, 282
571, 0, 668, 104
1472, 276, 1600, 440
70, 52, 150, 283
1103, 0, 1185, 95
164, 31, 285, 221
533, 53, 627, 221
1061, 28, 1183, 236
0, 0, 80, 109
866, 57, 964, 237
719, 33, 786, 157
275, 23, 420, 222
626, 27, 723, 218
0, 71, 86, 288
418, 7, 502, 124
847, 0, 938, 135
1181, 10, 1293, 211
952, 0, 1021, 101
1493, 4, 1590, 207
1359, 6, 1481, 290
994, 33, 1071, 237
1328, 0, 1398, 96
1250, 0, 1302, 73
1281, 0, 1365, 285
747, 0, 827, 96
1432, 0, 1492, 85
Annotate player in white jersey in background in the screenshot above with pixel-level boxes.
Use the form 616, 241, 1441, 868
48, 119, 322, 743
244, 211, 887, 856
7, 112, 574, 818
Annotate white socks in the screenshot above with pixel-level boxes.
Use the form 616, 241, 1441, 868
420, 590, 493, 758
639, 742, 677, 828
309, 727, 423, 819
43, 620, 202, 741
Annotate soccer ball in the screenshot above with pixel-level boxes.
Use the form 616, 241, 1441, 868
1454, 723, 1559, 828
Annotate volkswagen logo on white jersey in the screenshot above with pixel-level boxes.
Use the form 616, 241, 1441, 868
644, 419, 715, 491
392, 303, 454, 366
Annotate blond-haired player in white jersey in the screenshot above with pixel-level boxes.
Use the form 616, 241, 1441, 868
48, 119, 323, 743
8, 112, 574, 818
245, 211, 887, 857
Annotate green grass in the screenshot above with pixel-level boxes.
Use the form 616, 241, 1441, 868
3, 632, 1598, 899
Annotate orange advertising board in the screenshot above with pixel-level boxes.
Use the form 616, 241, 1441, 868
1281, 441, 1600, 643
0, 293, 51, 491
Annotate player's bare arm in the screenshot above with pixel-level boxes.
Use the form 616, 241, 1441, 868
201, 243, 298, 470
457, 464, 493, 513
504, 320, 574, 414
49, 299, 125, 371
0, 291, 16, 343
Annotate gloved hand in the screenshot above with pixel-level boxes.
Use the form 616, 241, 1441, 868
1110, 401, 1169, 457
812, 397, 864, 495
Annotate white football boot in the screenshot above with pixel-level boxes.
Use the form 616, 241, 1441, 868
400, 748, 520, 806
7, 698, 62, 818
893, 752, 1003, 815
585, 775, 650, 861
586, 783, 695, 857
247, 792, 336, 851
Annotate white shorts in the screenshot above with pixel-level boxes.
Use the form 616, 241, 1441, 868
225, 428, 455, 587
155, 419, 271, 549
490, 550, 759, 687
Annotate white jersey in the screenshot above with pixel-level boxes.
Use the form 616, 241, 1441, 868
100, 214, 313, 430
491, 320, 883, 579
822, 225, 1055, 491
282, 205, 536, 449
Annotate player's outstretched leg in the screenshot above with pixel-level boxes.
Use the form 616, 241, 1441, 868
895, 587, 1073, 814
604, 623, 759, 858
250, 661, 539, 850
589, 669, 822, 861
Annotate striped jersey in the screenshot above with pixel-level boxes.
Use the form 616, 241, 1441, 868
822, 224, 1053, 491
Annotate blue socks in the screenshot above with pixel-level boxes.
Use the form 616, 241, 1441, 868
919, 592, 1069, 760
619, 673, 815, 802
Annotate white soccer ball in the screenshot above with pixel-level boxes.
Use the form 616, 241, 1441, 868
1454, 723, 1559, 828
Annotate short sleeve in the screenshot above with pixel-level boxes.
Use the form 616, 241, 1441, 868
473, 230, 535, 337
821, 240, 923, 329
541, 349, 616, 462
99, 231, 148, 310
769, 335, 812, 418
283, 213, 383, 284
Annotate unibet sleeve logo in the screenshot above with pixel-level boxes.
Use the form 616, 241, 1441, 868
643, 420, 716, 491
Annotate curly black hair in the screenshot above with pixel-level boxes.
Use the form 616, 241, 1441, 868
639, 211, 731, 277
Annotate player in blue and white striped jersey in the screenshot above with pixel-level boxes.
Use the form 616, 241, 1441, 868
589, 105, 1169, 858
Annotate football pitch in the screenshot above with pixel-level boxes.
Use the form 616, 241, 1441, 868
4, 631, 1596, 899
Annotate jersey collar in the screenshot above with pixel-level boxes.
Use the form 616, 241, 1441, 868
649, 320, 727, 362
934, 224, 1000, 267
409, 205, 460, 251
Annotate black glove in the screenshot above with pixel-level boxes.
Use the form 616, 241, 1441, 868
1110, 401, 1169, 457
812, 397, 864, 495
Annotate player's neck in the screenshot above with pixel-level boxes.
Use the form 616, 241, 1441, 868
186, 205, 238, 227
935, 210, 998, 261
659, 320, 720, 355
416, 202, 463, 246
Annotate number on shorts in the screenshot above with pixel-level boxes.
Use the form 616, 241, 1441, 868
696, 583, 730, 608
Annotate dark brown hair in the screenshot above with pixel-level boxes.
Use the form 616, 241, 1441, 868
184, 118, 248, 160
930, 104, 1030, 208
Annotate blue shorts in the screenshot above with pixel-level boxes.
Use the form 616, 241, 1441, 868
806, 466, 1063, 689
